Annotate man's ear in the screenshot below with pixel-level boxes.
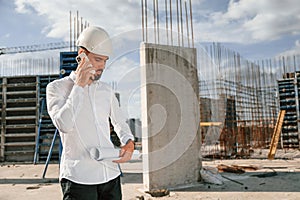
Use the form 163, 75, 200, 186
78, 47, 84, 54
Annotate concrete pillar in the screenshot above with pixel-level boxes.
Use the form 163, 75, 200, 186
140, 43, 201, 190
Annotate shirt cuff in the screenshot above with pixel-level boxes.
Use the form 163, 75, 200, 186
121, 135, 135, 146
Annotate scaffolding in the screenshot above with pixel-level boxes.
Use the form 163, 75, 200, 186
199, 43, 300, 158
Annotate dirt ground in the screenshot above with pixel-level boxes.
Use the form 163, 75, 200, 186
0, 150, 300, 200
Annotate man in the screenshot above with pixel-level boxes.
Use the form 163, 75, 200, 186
46, 26, 135, 200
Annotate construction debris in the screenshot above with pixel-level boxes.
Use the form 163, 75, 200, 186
145, 189, 170, 197
200, 167, 224, 185
217, 164, 245, 174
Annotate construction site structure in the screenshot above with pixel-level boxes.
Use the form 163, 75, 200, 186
0, 75, 58, 162
140, 0, 300, 158
278, 72, 300, 148
199, 44, 300, 158
0, 51, 78, 162
0, 1, 300, 162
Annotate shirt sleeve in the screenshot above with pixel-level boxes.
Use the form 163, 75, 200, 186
109, 93, 134, 145
46, 82, 84, 133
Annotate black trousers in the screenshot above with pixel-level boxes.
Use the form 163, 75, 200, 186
60, 176, 122, 200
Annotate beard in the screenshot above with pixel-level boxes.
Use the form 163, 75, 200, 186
93, 69, 103, 81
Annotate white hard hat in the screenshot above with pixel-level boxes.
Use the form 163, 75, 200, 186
76, 26, 112, 57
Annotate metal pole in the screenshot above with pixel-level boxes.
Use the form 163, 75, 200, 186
156, 0, 160, 44
145, 0, 148, 42
180, 0, 184, 47
176, 0, 180, 46
73, 16, 76, 50
185, 0, 190, 47
141, 0, 145, 42
69, 11, 72, 51
153, 0, 157, 44
76, 10, 79, 39
165, 0, 169, 45
81, 17, 83, 33
42, 129, 58, 178
189, 0, 194, 48
170, 0, 173, 45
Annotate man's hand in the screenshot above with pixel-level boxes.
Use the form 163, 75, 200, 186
113, 140, 134, 163
75, 57, 96, 87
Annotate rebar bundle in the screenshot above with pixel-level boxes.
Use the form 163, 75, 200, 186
141, 0, 194, 47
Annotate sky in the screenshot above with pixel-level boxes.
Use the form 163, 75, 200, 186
1, 0, 300, 118
0, 0, 300, 60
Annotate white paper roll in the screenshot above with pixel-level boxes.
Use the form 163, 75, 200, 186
131, 150, 142, 160
90, 147, 120, 161
90, 147, 142, 161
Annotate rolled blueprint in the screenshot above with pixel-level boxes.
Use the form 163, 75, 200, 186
90, 147, 120, 161
90, 147, 141, 161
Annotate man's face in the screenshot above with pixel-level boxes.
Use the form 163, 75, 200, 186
86, 51, 109, 81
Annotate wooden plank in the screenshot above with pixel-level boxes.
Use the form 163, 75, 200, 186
5, 149, 34, 155
5, 150, 35, 155
217, 164, 245, 174
6, 107, 37, 111
6, 124, 36, 129
200, 122, 222, 126
6, 116, 36, 120
4, 142, 36, 146
5, 133, 36, 137
6, 91, 36, 95
268, 110, 286, 160
7, 98, 36, 103
6, 83, 36, 88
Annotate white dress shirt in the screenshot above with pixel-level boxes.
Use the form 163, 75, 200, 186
46, 71, 134, 184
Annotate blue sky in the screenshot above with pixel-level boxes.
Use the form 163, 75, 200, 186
0, 0, 299, 61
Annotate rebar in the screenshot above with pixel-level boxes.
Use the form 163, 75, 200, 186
184, 0, 190, 47
165, 0, 169, 45
176, 0, 180, 46
153, 0, 157, 44
179, 0, 184, 46
141, 0, 145, 41
169, 0, 173, 45
156, 0, 160, 44
189, 0, 194, 47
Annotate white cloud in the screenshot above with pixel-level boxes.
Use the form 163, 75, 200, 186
13, 0, 142, 41
15, 0, 33, 14
12, 0, 300, 46
193, 0, 300, 44
277, 39, 300, 57
9, 0, 300, 61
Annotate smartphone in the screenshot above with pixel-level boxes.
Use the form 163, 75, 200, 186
76, 52, 95, 75
76, 52, 89, 64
